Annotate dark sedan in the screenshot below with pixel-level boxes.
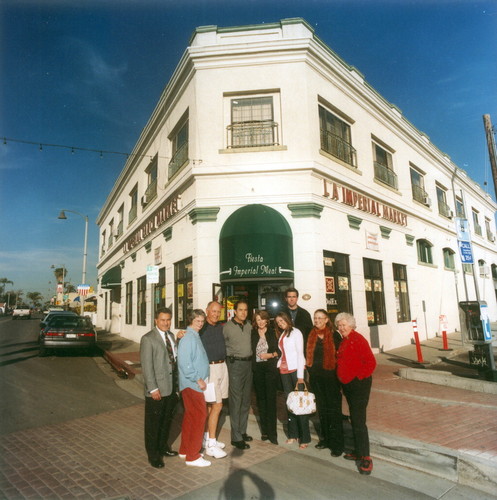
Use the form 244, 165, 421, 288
39, 310, 78, 331
39, 316, 97, 356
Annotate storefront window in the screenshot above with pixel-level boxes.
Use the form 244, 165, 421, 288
323, 251, 353, 323
125, 281, 133, 324
137, 276, 147, 326
393, 263, 411, 323
174, 257, 193, 329
363, 258, 386, 325
153, 267, 166, 318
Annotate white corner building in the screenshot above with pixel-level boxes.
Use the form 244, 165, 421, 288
96, 18, 497, 350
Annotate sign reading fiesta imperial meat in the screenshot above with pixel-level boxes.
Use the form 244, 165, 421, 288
322, 179, 407, 227
122, 193, 181, 254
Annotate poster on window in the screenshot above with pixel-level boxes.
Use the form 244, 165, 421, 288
187, 281, 193, 299
338, 276, 349, 291
177, 284, 184, 298
325, 277, 335, 293
364, 279, 372, 292
394, 281, 399, 293
400, 282, 407, 293
374, 280, 382, 292
367, 311, 375, 323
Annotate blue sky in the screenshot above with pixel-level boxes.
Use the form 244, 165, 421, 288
1, 0, 496, 302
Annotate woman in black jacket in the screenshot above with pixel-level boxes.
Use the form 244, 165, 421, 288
251, 310, 280, 444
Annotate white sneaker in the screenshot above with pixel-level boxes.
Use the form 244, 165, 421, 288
205, 446, 227, 459
186, 457, 211, 467
214, 440, 226, 449
204, 438, 226, 449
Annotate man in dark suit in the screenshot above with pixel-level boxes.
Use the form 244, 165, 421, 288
140, 307, 179, 468
282, 287, 313, 347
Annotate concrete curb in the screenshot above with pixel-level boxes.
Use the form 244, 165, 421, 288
397, 368, 497, 394
99, 347, 140, 380
370, 430, 497, 496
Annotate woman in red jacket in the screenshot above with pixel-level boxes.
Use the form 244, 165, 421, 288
335, 312, 376, 476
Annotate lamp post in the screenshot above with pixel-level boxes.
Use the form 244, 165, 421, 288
58, 210, 88, 316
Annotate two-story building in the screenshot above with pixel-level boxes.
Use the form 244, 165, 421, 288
96, 18, 497, 349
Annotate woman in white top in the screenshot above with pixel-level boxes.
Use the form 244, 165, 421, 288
275, 311, 311, 448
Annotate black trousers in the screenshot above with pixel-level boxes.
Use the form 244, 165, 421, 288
309, 369, 343, 452
253, 362, 279, 441
144, 392, 178, 462
342, 376, 372, 458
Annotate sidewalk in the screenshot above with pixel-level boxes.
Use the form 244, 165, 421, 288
96, 330, 497, 495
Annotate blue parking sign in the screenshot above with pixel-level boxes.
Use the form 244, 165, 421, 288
458, 240, 474, 264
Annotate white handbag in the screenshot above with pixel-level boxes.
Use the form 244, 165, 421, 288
286, 381, 316, 415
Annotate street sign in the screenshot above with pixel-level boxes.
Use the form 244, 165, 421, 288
457, 240, 474, 264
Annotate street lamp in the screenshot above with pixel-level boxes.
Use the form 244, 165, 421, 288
58, 210, 88, 315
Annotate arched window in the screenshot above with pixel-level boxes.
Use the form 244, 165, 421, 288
417, 239, 433, 264
479, 259, 488, 278
491, 264, 497, 280
443, 248, 455, 270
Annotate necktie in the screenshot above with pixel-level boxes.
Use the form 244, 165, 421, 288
165, 332, 178, 392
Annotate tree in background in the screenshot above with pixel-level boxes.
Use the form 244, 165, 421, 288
26, 292, 43, 308
0, 278, 14, 299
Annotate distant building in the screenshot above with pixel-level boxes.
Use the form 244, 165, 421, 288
96, 18, 497, 350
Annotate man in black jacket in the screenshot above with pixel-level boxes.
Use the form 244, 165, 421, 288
281, 287, 313, 347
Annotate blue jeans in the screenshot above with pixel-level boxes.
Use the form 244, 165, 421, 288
281, 371, 311, 444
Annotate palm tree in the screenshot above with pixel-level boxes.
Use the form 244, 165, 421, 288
0, 278, 14, 296
52, 267, 66, 285
26, 292, 43, 308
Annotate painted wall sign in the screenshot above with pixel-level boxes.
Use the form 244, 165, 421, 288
322, 179, 408, 227
122, 193, 181, 254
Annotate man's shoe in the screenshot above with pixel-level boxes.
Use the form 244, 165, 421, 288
163, 449, 179, 457
315, 440, 327, 449
205, 446, 227, 459
330, 450, 343, 457
269, 438, 279, 445
149, 458, 164, 468
186, 457, 211, 467
343, 452, 358, 461
242, 433, 253, 442
261, 434, 269, 441
358, 456, 373, 475
231, 440, 250, 450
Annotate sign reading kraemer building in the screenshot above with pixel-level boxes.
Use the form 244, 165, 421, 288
122, 193, 181, 254
322, 179, 408, 227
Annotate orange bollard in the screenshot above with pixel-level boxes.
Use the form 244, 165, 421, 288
411, 319, 425, 363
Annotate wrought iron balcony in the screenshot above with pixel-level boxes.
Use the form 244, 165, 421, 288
128, 204, 137, 224
411, 184, 428, 204
168, 142, 189, 179
438, 200, 453, 218
144, 178, 157, 204
227, 121, 279, 148
320, 130, 357, 167
374, 162, 398, 189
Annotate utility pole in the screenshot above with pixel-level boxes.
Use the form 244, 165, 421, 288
483, 114, 497, 200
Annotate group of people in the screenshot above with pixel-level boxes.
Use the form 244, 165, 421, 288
140, 287, 376, 475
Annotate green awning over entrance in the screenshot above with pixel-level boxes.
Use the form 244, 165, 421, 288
219, 204, 294, 282
101, 266, 122, 289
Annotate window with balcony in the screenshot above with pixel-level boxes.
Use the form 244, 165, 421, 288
443, 248, 456, 270
128, 185, 138, 224
101, 230, 106, 256
436, 185, 452, 218
410, 167, 428, 204
168, 112, 189, 179
479, 259, 488, 278
228, 96, 278, 148
455, 197, 465, 218
373, 141, 397, 189
485, 217, 495, 242
116, 204, 124, 240
108, 219, 114, 249
319, 106, 356, 167
472, 209, 482, 236
142, 155, 158, 206
417, 239, 433, 264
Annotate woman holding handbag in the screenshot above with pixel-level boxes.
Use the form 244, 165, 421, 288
251, 310, 280, 445
306, 309, 344, 457
275, 311, 311, 449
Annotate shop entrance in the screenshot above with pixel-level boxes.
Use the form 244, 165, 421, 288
221, 281, 291, 321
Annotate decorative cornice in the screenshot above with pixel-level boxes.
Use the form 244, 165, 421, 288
287, 202, 323, 218
347, 214, 362, 230
188, 207, 220, 224
380, 226, 392, 239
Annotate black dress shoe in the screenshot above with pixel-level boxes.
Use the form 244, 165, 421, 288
231, 440, 250, 450
315, 441, 328, 449
269, 438, 279, 445
163, 449, 179, 457
261, 434, 269, 441
242, 433, 253, 442
149, 458, 165, 468
330, 450, 343, 457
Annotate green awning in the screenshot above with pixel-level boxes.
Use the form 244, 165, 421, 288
101, 266, 122, 289
219, 204, 294, 282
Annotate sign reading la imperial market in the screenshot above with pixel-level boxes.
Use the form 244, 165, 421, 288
322, 179, 408, 227
122, 193, 181, 254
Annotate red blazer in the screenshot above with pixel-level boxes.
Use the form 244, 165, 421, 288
336, 330, 376, 384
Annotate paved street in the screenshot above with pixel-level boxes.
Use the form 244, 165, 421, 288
1, 319, 496, 499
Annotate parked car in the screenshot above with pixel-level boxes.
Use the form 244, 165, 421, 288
12, 305, 31, 320
39, 316, 97, 356
39, 310, 78, 331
